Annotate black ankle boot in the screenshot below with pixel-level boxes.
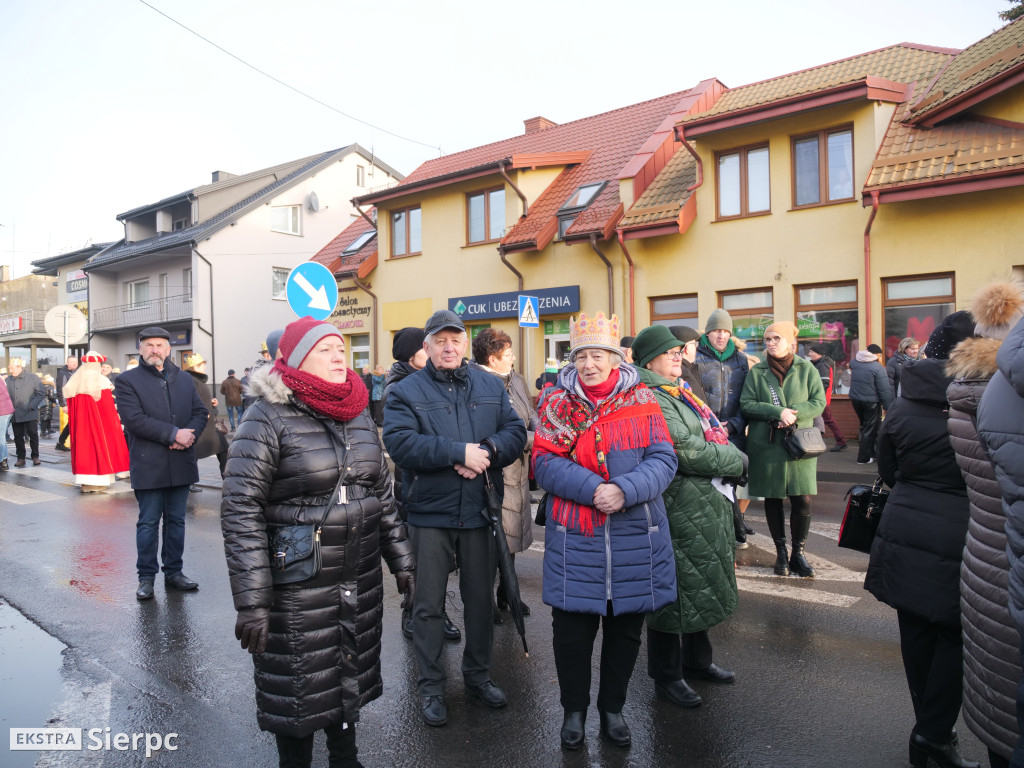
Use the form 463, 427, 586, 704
773, 541, 790, 576
325, 724, 363, 768
598, 710, 631, 747
789, 513, 815, 578
560, 710, 585, 750
909, 732, 979, 768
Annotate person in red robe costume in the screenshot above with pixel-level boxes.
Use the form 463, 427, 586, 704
64, 351, 130, 493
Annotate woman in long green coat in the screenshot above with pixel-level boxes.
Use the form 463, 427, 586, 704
739, 321, 825, 578
632, 325, 746, 709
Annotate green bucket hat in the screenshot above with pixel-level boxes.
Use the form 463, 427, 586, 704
632, 325, 682, 369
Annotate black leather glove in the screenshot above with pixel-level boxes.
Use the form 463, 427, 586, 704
234, 608, 270, 654
396, 571, 416, 612
738, 449, 749, 476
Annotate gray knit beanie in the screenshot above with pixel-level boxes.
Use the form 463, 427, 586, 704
705, 308, 733, 334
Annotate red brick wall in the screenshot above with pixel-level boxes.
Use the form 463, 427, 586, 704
828, 397, 860, 443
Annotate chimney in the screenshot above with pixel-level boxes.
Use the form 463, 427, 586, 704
211, 170, 237, 183
0, 264, 9, 282
524, 116, 557, 135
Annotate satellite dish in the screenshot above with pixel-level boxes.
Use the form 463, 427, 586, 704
308, 191, 320, 213
44, 305, 88, 345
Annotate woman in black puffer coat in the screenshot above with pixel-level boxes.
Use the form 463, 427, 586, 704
864, 324, 979, 768
948, 282, 1024, 768
222, 318, 415, 768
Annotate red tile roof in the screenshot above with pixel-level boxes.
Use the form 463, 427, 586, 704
310, 212, 377, 277
356, 81, 723, 252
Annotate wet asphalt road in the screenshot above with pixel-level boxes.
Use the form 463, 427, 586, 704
0, 451, 988, 768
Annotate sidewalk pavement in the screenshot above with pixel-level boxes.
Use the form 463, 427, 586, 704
12, 432, 879, 493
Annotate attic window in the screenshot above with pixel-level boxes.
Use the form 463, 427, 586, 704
557, 182, 607, 239
172, 219, 187, 231
343, 231, 376, 255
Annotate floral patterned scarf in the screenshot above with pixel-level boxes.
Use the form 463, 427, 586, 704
533, 365, 670, 536
655, 380, 730, 445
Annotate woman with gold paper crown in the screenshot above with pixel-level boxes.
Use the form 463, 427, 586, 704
533, 311, 677, 751
63, 351, 130, 492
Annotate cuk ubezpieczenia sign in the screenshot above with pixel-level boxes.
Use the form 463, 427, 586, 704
449, 286, 579, 322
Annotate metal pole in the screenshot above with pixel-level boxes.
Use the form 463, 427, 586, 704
63, 310, 69, 360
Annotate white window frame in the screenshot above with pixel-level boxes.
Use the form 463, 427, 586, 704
271, 205, 301, 235
272, 267, 289, 300
128, 279, 150, 307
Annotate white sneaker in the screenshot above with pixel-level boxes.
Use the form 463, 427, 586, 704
856, 457, 875, 465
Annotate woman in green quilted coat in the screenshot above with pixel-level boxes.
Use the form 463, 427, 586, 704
632, 325, 747, 709
740, 321, 826, 578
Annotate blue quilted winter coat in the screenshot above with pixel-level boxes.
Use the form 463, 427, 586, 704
534, 364, 677, 617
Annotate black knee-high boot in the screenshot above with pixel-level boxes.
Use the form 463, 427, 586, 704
274, 733, 314, 768
789, 503, 815, 578
325, 724, 363, 768
764, 499, 789, 576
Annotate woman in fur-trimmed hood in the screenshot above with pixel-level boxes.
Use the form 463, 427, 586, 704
946, 281, 1024, 767
221, 317, 414, 768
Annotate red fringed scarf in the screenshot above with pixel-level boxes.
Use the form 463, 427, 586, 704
534, 381, 670, 536
272, 359, 369, 423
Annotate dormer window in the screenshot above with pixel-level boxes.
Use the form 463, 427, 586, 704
173, 219, 187, 231
343, 231, 376, 255
557, 182, 607, 239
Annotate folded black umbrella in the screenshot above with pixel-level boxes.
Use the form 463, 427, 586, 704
482, 469, 529, 657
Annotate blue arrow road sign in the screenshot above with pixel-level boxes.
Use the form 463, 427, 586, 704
518, 295, 539, 328
286, 262, 339, 321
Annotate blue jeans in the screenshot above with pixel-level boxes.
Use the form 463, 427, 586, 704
0, 414, 10, 462
227, 405, 243, 430
135, 486, 191, 580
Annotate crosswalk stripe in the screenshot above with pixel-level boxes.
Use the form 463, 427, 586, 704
736, 578, 860, 607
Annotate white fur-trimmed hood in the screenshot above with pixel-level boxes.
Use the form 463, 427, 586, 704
244, 363, 292, 404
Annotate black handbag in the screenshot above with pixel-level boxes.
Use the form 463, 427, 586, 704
766, 381, 826, 460
780, 426, 827, 460
267, 427, 346, 586
534, 491, 549, 526
838, 478, 888, 553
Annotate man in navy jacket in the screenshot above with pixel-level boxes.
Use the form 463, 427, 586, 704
114, 327, 208, 600
383, 309, 526, 728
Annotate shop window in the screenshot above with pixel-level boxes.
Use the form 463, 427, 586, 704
349, 334, 370, 372
720, 288, 773, 358
715, 144, 770, 219
391, 206, 422, 257
882, 274, 955, 358
467, 188, 505, 244
649, 294, 698, 328
792, 126, 854, 207
795, 281, 858, 386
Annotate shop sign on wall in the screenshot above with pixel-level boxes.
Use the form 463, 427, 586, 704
66, 270, 88, 302
449, 286, 579, 322
328, 289, 371, 330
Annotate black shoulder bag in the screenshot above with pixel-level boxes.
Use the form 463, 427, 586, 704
267, 426, 346, 585
766, 381, 826, 460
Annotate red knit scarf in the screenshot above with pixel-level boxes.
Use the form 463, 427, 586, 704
534, 381, 670, 536
273, 359, 368, 422
579, 367, 620, 404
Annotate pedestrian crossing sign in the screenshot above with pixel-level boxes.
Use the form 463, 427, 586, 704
518, 295, 539, 327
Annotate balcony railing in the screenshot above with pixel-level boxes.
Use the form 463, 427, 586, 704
91, 293, 193, 332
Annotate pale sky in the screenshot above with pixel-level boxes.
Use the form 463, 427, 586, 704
0, 0, 1013, 277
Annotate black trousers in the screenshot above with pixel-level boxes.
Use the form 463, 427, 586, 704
647, 627, 713, 682
851, 399, 881, 463
897, 609, 963, 743
408, 525, 496, 694
552, 605, 645, 713
12, 419, 39, 460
